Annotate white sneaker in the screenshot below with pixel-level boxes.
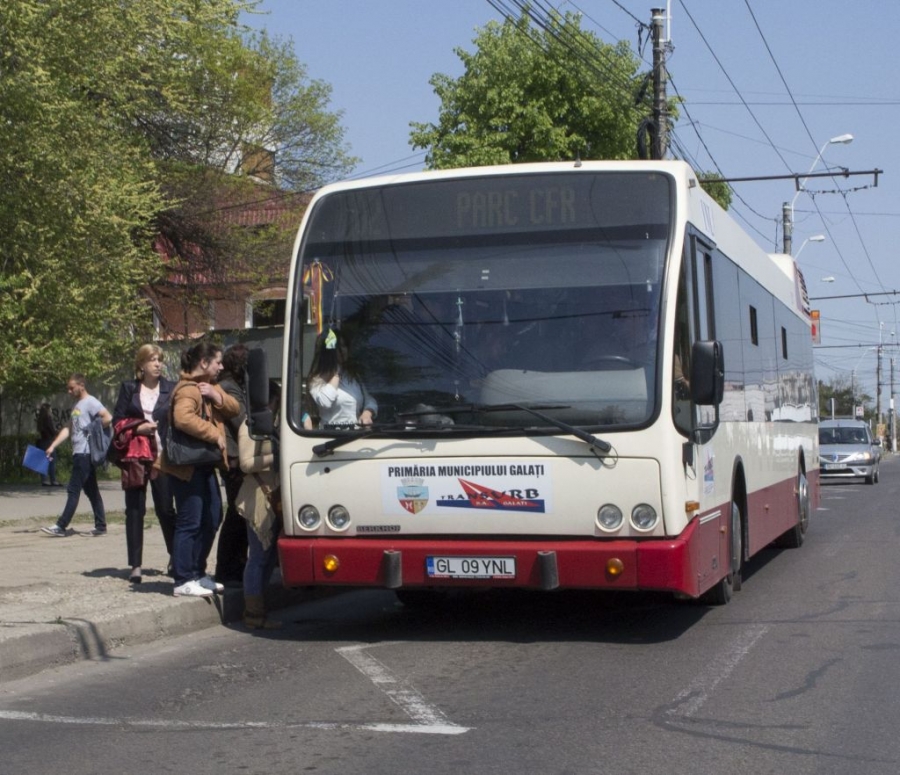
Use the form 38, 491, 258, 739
198, 576, 224, 593
173, 580, 214, 597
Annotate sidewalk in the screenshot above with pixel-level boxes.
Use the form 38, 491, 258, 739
0, 482, 317, 682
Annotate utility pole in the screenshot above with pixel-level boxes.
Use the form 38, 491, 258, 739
782, 202, 793, 255
891, 357, 896, 451
651, 8, 668, 161
876, 343, 882, 423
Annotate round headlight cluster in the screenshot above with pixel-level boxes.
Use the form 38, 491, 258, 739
596, 503, 659, 532
631, 504, 658, 531
596, 504, 624, 532
297, 505, 321, 531
327, 505, 351, 532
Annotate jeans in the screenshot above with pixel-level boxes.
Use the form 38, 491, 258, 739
125, 472, 176, 568
171, 466, 222, 586
57, 454, 106, 531
243, 521, 279, 597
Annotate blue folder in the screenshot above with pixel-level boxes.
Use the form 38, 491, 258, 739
23, 444, 50, 476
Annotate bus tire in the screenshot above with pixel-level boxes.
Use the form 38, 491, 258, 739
701, 499, 742, 605
776, 467, 809, 549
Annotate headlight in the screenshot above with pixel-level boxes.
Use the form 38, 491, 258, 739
297, 505, 321, 531
631, 504, 658, 531
596, 504, 623, 532
327, 505, 351, 532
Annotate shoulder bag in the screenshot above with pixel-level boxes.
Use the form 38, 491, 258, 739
165, 384, 222, 467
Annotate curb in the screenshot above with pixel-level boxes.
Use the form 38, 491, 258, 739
0, 585, 328, 683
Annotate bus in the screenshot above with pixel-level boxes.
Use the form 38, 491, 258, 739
248, 160, 818, 605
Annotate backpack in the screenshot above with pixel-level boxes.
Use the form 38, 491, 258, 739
87, 415, 112, 469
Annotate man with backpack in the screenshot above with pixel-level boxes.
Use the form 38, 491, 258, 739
41, 374, 113, 537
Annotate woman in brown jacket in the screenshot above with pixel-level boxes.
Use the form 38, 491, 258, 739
162, 341, 241, 597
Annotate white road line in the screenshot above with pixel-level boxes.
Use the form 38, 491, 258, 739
336, 643, 469, 733
667, 624, 769, 718
0, 710, 467, 735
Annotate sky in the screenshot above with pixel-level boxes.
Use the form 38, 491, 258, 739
247, 0, 896, 413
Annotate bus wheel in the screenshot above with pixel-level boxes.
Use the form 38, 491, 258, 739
776, 468, 809, 548
701, 500, 742, 605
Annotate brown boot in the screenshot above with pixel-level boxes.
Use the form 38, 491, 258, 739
242, 594, 282, 630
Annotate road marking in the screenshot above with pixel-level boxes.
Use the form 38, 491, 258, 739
667, 624, 769, 718
336, 642, 470, 734
0, 709, 465, 735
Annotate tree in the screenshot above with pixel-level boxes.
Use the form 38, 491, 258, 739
409, 12, 649, 168
818, 377, 871, 420
148, 30, 357, 334
0, 0, 355, 406
409, 11, 733, 211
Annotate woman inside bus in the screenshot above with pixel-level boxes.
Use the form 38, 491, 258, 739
307, 328, 377, 428
161, 341, 241, 598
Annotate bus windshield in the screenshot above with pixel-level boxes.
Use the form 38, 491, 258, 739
293, 170, 672, 432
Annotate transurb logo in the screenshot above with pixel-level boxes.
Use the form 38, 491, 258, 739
397, 478, 428, 514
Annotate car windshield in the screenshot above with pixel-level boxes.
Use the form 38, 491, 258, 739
819, 427, 870, 445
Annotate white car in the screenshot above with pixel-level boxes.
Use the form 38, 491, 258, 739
819, 419, 881, 484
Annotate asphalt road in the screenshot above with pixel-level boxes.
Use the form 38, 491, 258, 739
2, 460, 900, 775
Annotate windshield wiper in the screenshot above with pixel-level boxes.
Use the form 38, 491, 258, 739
508, 403, 612, 455
312, 403, 612, 458
397, 404, 612, 452
399, 402, 611, 455
310, 421, 511, 457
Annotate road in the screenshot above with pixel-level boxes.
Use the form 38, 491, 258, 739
2, 460, 900, 774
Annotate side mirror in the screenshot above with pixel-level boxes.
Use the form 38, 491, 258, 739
690, 340, 724, 406
246, 348, 273, 438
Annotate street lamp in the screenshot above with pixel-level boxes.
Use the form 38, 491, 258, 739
794, 234, 825, 258
784, 133, 853, 254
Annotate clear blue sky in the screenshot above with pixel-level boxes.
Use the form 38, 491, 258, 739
248, 0, 897, 408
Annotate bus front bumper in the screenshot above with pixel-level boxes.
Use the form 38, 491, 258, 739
277, 521, 705, 598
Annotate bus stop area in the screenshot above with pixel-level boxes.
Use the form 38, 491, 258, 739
0, 481, 320, 682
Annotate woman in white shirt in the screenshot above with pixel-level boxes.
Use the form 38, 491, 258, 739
308, 328, 377, 427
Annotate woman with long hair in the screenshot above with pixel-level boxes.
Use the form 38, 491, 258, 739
161, 341, 240, 597
112, 344, 177, 584
307, 328, 377, 427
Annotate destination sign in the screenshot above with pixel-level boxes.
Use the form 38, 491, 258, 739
455, 186, 577, 229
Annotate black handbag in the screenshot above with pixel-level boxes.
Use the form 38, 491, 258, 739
165, 385, 222, 467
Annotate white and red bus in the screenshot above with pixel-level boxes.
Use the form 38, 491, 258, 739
250, 161, 817, 605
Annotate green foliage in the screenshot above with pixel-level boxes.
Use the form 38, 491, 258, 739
0, 0, 356, 400
818, 377, 871, 420
410, 12, 660, 168
699, 173, 733, 211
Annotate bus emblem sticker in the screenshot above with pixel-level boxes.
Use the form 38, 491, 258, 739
397, 478, 429, 514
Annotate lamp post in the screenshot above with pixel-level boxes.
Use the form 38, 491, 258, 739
783, 134, 853, 254
794, 234, 825, 259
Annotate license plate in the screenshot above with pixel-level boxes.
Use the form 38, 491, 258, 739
824, 463, 845, 470
426, 556, 516, 580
